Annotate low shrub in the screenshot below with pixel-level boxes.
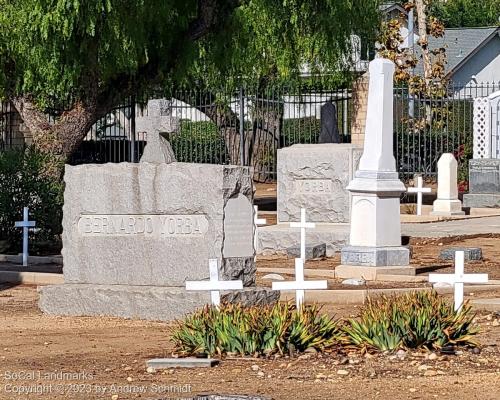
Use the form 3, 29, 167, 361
171, 121, 228, 164
0, 147, 63, 254
171, 302, 342, 357
343, 291, 479, 352
172, 291, 480, 358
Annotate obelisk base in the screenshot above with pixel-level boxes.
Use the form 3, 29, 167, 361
335, 264, 415, 280
341, 246, 410, 266
431, 199, 465, 216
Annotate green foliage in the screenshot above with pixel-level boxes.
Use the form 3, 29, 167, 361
171, 302, 342, 357
171, 120, 227, 164
343, 291, 479, 352
282, 117, 320, 146
0, 147, 63, 254
0, 0, 380, 107
429, 0, 500, 28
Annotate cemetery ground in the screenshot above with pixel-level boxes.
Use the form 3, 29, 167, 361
0, 284, 499, 400
1, 235, 500, 400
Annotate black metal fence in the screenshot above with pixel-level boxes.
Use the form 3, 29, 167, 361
394, 82, 500, 181
1, 82, 499, 181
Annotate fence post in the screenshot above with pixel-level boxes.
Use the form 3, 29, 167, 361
239, 87, 245, 166
130, 96, 136, 162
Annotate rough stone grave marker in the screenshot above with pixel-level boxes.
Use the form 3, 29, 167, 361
39, 162, 276, 320
277, 144, 362, 223
136, 99, 179, 163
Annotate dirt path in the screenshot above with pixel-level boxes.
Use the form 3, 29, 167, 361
1, 285, 499, 400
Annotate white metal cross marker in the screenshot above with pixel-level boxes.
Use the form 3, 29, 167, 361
14, 207, 36, 267
407, 176, 431, 216
272, 258, 327, 308
185, 259, 243, 307
290, 208, 316, 261
253, 205, 266, 258
429, 251, 489, 312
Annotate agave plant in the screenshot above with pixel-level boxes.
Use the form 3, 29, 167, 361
171, 302, 342, 357
343, 291, 479, 352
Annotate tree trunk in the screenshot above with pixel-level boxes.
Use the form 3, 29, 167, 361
11, 97, 105, 160
199, 98, 282, 182
9, 96, 109, 179
248, 105, 281, 183
199, 103, 242, 165
414, 0, 432, 90
414, 0, 433, 126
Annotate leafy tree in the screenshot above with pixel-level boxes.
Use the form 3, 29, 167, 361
428, 0, 500, 28
0, 0, 380, 163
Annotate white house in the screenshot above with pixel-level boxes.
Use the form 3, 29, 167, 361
414, 27, 500, 94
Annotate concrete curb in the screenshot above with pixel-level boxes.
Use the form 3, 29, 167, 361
0, 254, 62, 265
259, 268, 432, 282
471, 298, 500, 312
279, 284, 500, 304
0, 271, 63, 285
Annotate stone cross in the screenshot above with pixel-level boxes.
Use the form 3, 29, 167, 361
14, 207, 36, 267
429, 251, 488, 311
185, 259, 243, 307
432, 153, 464, 216
290, 208, 315, 261
407, 176, 431, 216
136, 99, 180, 163
272, 257, 327, 308
253, 205, 266, 259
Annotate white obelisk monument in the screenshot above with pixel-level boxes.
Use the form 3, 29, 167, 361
338, 59, 411, 278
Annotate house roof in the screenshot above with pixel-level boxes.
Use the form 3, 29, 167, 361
413, 27, 499, 77
379, 3, 407, 15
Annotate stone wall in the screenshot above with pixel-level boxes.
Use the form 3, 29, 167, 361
350, 73, 369, 147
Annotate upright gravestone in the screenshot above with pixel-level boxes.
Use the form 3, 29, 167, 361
319, 101, 340, 144
277, 144, 362, 223
337, 58, 411, 279
463, 159, 500, 208
431, 153, 464, 216
40, 161, 277, 320
136, 99, 179, 163
465, 91, 500, 208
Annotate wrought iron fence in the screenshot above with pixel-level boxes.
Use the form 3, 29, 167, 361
394, 82, 500, 181
1, 82, 499, 182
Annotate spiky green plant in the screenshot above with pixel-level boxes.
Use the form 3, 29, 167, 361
343, 291, 479, 352
171, 302, 342, 357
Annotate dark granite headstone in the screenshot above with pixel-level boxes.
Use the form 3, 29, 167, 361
319, 101, 340, 143
468, 159, 500, 193
439, 247, 482, 261
286, 243, 326, 260
463, 159, 500, 208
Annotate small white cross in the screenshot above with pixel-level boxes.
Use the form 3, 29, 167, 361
185, 259, 243, 307
429, 251, 489, 311
253, 205, 266, 259
407, 176, 431, 216
14, 207, 36, 267
272, 258, 327, 308
290, 208, 315, 261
